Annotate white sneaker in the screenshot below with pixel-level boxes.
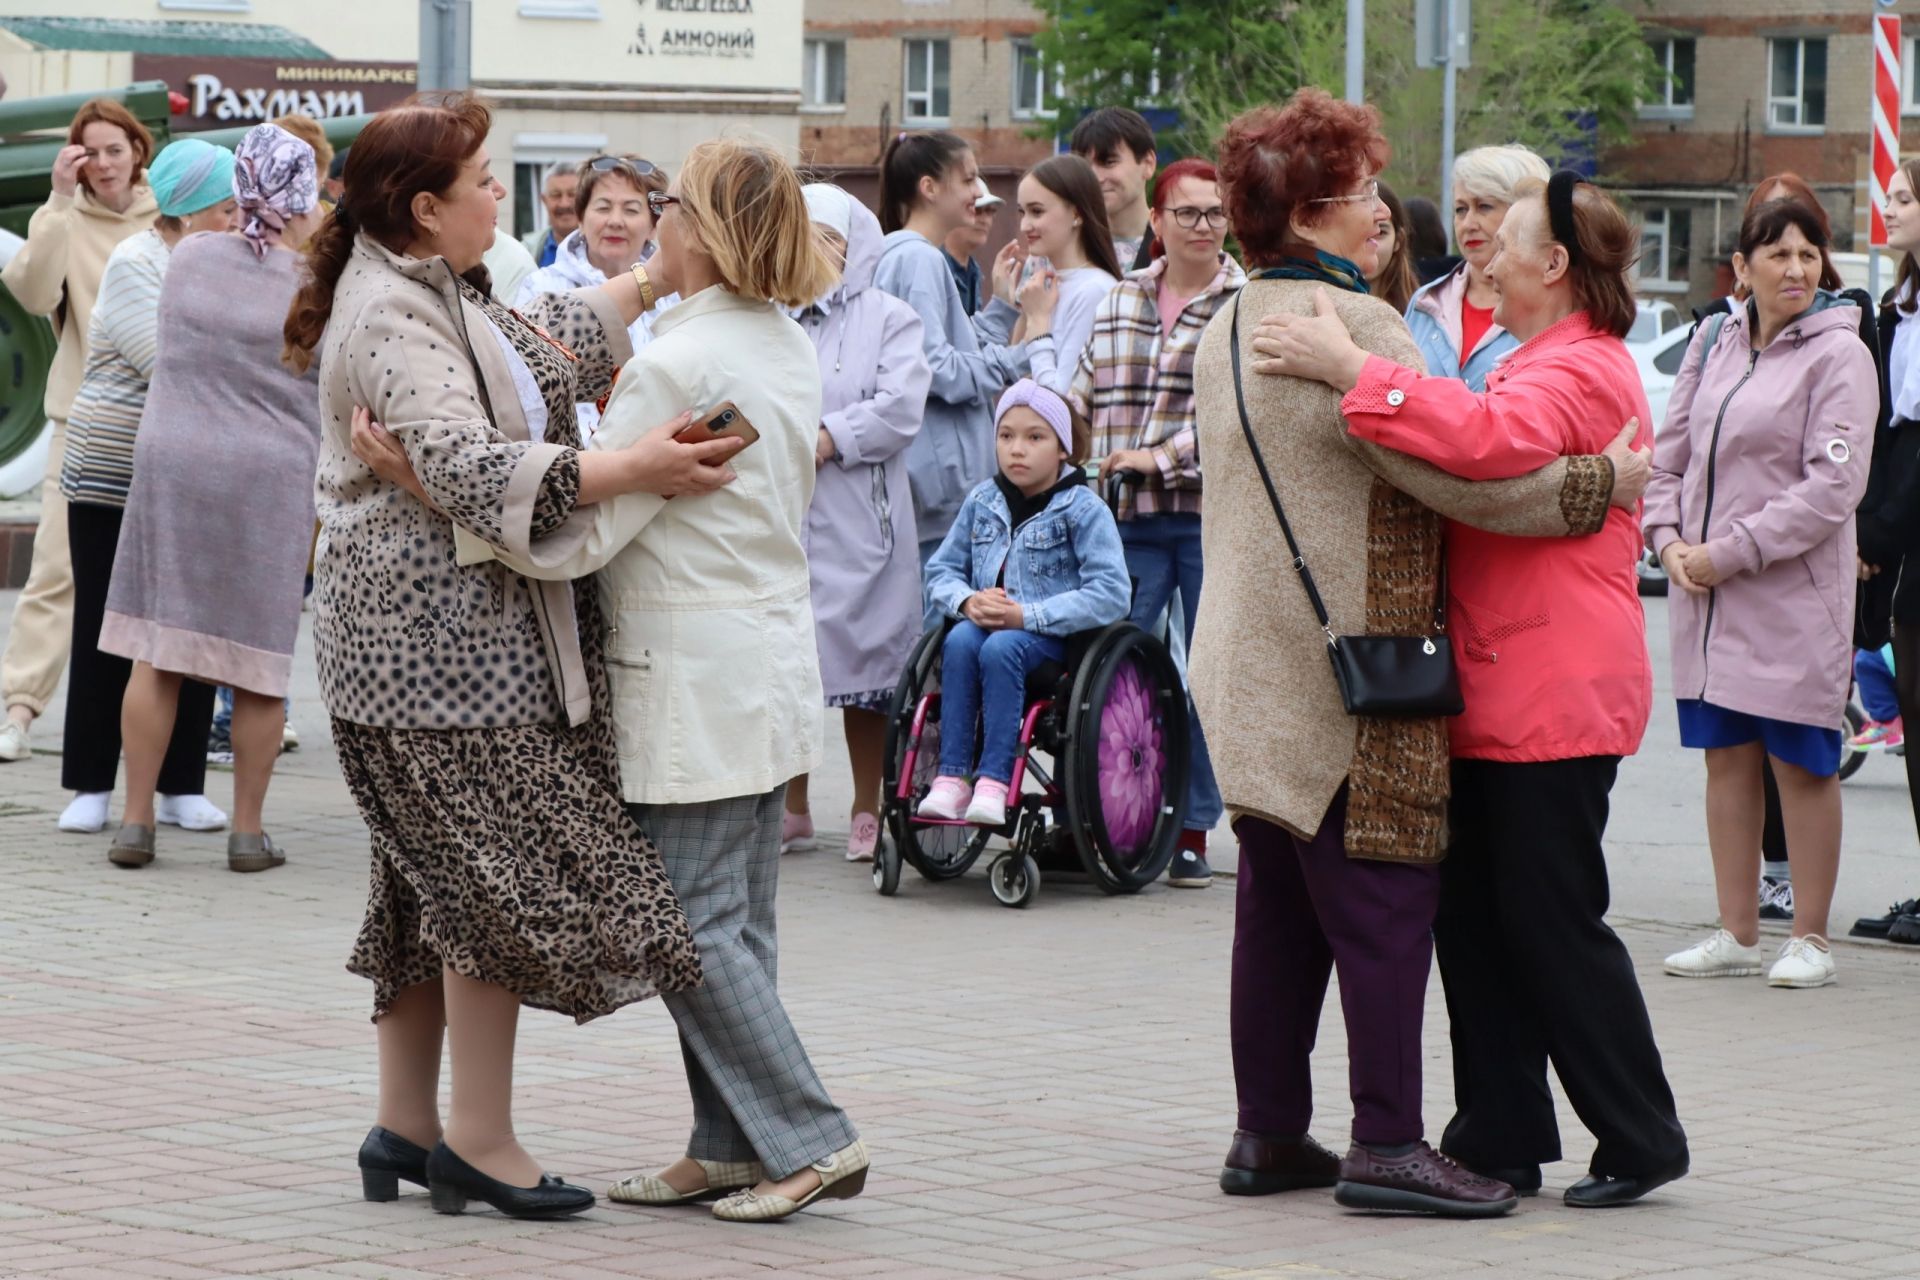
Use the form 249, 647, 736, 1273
1663, 928, 1764, 978
281, 721, 299, 752
156, 793, 229, 832
0, 718, 29, 762
1768, 935, 1837, 989
963, 779, 1010, 827
58, 792, 112, 833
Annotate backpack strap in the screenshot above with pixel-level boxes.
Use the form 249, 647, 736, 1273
1691, 310, 1728, 383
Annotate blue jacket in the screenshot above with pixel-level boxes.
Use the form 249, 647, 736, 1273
924, 474, 1131, 637
1405, 263, 1517, 391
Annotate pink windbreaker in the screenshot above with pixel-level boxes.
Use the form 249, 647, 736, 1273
1340, 313, 1653, 763
1643, 301, 1875, 729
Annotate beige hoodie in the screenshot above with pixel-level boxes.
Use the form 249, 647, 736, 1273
2, 183, 158, 421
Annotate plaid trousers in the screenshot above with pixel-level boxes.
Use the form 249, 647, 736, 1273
628, 786, 858, 1178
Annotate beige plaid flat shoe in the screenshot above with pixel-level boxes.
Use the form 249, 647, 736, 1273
711, 1139, 868, 1223
608, 1158, 764, 1206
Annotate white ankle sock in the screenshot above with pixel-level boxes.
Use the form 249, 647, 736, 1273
58, 792, 112, 833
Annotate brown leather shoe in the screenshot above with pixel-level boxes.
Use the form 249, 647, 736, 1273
1333, 1142, 1518, 1218
1218, 1130, 1340, 1195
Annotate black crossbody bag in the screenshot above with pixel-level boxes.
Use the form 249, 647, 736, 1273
1227, 299, 1463, 718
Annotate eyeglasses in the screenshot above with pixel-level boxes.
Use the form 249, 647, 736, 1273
588, 154, 659, 178
646, 191, 682, 218
1307, 179, 1381, 206
1166, 205, 1228, 230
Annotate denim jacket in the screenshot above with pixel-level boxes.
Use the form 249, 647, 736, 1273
924, 474, 1131, 637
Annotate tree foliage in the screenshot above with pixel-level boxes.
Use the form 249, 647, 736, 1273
1031, 0, 1660, 201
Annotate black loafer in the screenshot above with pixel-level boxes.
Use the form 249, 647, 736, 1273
1564, 1161, 1687, 1208
1850, 897, 1919, 939
425, 1141, 595, 1218
1889, 913, 1920, 945
358, 1126, 432, 1201
1467, 1163, 1542, 1197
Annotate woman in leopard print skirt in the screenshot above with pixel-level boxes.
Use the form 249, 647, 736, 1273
282, 94, 738, 1219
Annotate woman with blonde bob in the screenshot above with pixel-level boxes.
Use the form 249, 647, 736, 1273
489, 136, 869, 1223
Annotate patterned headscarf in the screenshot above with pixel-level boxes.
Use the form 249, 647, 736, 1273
232, 123, 318, 260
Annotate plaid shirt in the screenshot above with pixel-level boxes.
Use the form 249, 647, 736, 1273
1070, 254, 1247, 520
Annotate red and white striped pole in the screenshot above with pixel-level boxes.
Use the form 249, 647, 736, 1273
1871, 8, 1901, 296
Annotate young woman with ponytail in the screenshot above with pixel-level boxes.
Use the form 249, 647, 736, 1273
872, 130, 1041, 560
283, 91, 733, 1221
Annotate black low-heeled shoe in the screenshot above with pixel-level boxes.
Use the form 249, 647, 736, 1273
1564, 1161, 1687, 1208
358, 1126, 432, 1202
425, 1141, 596, 1219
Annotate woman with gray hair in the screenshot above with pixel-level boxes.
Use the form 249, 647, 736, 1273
1405, 144, 1551, 390
101, 122, 326, 873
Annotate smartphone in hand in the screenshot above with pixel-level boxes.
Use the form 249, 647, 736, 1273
674, 401, 760, 465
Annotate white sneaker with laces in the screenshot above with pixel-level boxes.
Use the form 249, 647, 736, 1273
0, 718, 29, 762
156, 794, 229, 832
1768, 935, 1836, 988
1663, 928, 1764, 978
281, 721, 300, 752
58, 792, 112, 833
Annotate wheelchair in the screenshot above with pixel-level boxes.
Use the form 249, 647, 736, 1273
875, 617, 1190, 908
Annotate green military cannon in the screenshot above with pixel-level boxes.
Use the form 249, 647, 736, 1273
0, 81, 373, 476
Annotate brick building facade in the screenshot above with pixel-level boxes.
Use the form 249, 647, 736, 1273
799, 0, 1054, 241
1608, 0, 1920, 309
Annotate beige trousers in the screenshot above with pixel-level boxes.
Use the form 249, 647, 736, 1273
3, 418, 73, 717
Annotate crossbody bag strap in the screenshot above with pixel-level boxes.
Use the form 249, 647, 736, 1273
1228, 297, 1336, 642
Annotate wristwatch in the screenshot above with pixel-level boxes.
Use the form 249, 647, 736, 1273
628, 263, 656, 311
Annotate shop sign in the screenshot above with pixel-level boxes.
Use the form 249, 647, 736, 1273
131, 56, 418, 130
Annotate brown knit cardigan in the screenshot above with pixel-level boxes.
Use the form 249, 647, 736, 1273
1190, 280, 1612, 862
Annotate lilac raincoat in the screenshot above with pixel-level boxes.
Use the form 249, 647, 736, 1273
797, 199, 933, 704
1644, 299, 1875, 729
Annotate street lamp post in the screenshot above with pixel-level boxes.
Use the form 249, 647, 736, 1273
1346, 0, 1365, 105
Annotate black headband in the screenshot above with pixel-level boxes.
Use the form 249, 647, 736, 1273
1547, 169, 1585, 265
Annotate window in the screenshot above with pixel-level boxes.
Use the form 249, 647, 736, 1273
804, 40, 846, 108
1642, 38, 1695, 116
1012, 40, 1057, 120
1653, 334, 1691, 377
904, 39, 951, 124
1768, 37, 1827, 131
1638, 206, 1692, 291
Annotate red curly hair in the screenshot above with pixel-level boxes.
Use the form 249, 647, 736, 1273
1218, 88, 1389, 269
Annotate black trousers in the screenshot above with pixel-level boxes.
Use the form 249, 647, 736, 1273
63, 501, 215, 795
1892, 625, 1920, 855
1435, 756, 1689, 1179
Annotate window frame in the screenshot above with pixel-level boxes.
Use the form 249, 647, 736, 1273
903, 38, 952, 126
1011, 39, 1058, 121
1905, 34, 1920, 117
1766, 36, 1828, 134
802, 38, 847, 112
1640, 36, 1696, 119
1637, 205, 1693, 294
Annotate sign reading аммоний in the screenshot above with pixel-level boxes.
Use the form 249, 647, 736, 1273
131, 56, 418, 131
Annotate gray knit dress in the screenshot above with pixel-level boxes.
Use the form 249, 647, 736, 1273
101, 231, 320, 698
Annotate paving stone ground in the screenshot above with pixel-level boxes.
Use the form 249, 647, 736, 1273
1, 594, 1917, 1280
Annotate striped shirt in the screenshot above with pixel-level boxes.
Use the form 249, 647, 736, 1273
62, 229, 170, 508
1069, 253, 1246, 521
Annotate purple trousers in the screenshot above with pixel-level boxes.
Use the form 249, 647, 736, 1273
1230, 787, 1442, 1145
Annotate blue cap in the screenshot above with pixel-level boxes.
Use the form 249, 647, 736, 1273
148, 139, 235, 218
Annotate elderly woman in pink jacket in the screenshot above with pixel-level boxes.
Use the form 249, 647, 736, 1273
1648, 199, 1875, 992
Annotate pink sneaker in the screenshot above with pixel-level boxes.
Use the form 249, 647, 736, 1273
780, 810, 816, 854
917, 777, 972, 820
964, 778, 1010, 827
1849, 717, 1905, 752
846, 813, 880, 862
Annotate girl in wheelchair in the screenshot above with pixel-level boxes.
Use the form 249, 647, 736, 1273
919, 380, 1132, 826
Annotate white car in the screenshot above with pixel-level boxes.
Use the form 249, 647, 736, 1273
1628, 318, 1699, 597
1625, 300, 1683, 346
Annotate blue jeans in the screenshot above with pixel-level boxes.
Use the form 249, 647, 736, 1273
1120, 512, 1222, 830
1856, 646, 1899, 723
938, 620, 1063, 784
